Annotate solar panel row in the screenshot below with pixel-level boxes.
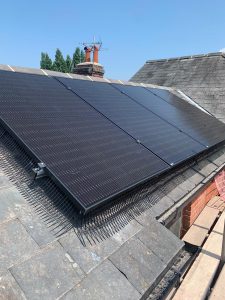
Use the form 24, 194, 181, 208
0, 71, 168, 211
0, 70, 225, 212
57, 77, 206, 165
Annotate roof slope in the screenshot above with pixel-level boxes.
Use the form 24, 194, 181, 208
2, 144, 225, 299
131, 52, 225, 123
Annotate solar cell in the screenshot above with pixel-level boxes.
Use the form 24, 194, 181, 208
141, 86, 225, 147
0, 70, 169, 212
57, 77, 205, 165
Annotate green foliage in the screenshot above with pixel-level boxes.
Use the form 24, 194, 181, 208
40, 47, 84, 73
72, 47, 81, 68
40, 52, 53, 70
52, 49, 67, 73
80, 50, 85, 63
65, 55, 72, 72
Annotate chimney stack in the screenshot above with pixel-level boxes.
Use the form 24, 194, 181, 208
73, 43, 105, 78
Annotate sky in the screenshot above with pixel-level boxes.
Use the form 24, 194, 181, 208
1, 0, 225, 80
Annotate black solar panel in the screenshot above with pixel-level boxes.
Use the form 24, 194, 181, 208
0, 70, 169, 212
57, 77, 205, 165
143, 87, 225, 147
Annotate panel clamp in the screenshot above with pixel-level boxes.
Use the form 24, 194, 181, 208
32, 162, 47, 179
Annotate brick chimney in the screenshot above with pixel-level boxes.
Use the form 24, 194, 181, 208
73, 44, 105, 78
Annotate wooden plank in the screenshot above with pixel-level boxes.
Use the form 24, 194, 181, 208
209, 265, 225, 299
211, 198, 225, 210
182, 206, 219, 246
207, 196, 221, 208
174, 212, 225, 300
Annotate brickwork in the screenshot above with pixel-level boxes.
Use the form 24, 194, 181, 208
181, 180, 219, 237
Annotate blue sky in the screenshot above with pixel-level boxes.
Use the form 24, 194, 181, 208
1, 0, 225, 80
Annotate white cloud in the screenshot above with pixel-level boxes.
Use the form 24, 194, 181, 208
219, 48, 225, 53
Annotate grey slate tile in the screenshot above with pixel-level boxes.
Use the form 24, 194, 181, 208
0, 219, 39, 273
181, 168, 204, 185
0, 271, 27, 300
17, 204, 56, 247
0, 172, 13, 189
62, 260, 140, 300
192, 159, 217, 177
86, 236, 121, 261
161, 181, 187, 203
112, 219, 143, 244
207, 149, 225, 166
10, 243, 84, 300
0, 182, 55, 247
137, 219, 184, 265
11, 66, 44, 75
109, 238, 165, 294
149, 196, 174, 218
60, 220, 143, 275
0, 64, 12, 71
0, 186, 26, 224
59, 231, 102, 274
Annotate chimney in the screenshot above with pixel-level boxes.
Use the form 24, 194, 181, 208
93, 45, 99, 64
84, 46, 92, 62
73, 43, 105, 78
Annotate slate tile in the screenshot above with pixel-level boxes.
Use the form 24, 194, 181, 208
112, 219, 143, 245
149, 196, 174, 219
10, 243, 84, 300
62, 260, 140, 300
181, 168, 204, 185
137, 219, 184, 265
0, 271, 26, 300
0, 172, 13, 189
207, 149, 225, 166
59, 231, 102, 274
17, 204, 56, 247
0, 186, 26, 224
0, 219, 39, 273
135, 208, 155, 227
109, 238, 165, 294
192, 159, 217, 177
86, 236, 121, 261
161, 181, 187, 203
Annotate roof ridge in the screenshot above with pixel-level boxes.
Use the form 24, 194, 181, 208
146, 52, 225, 63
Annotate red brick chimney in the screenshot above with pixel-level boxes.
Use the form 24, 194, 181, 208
73, 43, 105, 78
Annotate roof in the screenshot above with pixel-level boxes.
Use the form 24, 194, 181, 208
1, 145, 225, 299
130, 52, 225, 123
1, 64, 225, 299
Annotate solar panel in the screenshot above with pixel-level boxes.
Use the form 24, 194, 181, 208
140, 86, 225, 147
0, 70, 169, 212
57, 77, 205, 165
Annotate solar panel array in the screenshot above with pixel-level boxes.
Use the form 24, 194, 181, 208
0, 69, 225, 212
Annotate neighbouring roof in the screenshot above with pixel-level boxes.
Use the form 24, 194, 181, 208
130, 52, 225, 123
1, 64, 225, 299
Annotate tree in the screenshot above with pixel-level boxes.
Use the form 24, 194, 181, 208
52, 49, 67, 73
80, 50, 85, 63
40, 52, 46, 69
65, 54, 72, 73
40, 52, 53, 70
45, 53, 53, 70
40, 47, 84, 73
72, 47, 81, 69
